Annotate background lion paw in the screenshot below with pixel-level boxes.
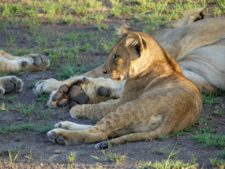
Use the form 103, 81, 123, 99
1, 76, 23, 95
48, 78, 89, 108
21, 54, 50, 71
31, 54, 49, 70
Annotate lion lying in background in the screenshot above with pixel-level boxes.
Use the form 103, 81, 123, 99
34, 8, 225, 108
0, 50, 49, 96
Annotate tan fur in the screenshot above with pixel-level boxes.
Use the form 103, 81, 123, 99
0, 50, 49, 96
47, 31, 202, 148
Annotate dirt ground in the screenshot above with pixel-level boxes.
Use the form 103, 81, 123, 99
0, 22, 225, 169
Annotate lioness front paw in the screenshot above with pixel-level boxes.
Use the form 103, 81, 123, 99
48, 78, 89, 108
0, 76, 23, 95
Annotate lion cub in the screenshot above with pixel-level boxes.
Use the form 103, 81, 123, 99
47, 31, 202, 149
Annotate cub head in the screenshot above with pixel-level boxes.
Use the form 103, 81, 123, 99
103, 32, 167, 80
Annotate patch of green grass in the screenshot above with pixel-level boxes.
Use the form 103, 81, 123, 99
37, 94, 49, 105
91, 151, 126, 163
2, 0, 221, 29
0, 123, 53, 134
152, 147, 180, 159
37, 108, 52, 119
137, 149, 198, 169
57, 64, 89, 80
202, 92, 217, 104
212, 0, 225, 16
213, 108, 224, 117
11, 102, 36, 117
4, 95, 17, 101
209, 158, 225, 169
192, 132, 225, 148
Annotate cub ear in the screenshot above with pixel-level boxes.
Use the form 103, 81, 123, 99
125, 32, 147, 57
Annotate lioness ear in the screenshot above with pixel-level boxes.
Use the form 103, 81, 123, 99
125, 33, 147, 57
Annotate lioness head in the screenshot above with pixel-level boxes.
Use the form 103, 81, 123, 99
103, 31, 182, 80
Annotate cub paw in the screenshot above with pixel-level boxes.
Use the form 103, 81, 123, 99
2, 76, 23, 94
48, 78, 89, 108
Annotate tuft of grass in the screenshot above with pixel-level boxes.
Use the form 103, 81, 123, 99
5, 95, 17, 101
91, 151, 126, 164
213, 108, 224, 117
152, 148, 179, 159
0, 102, 7, 111
209, 158, 225, 169
11, 102, 36, 117
37, 94, 49, 105
192, 132, 225, 148
8, 150, 19, 169
137, 149, 198, 169
67, 152, 76, 169
24, 149, 32, 163
202, 92, 217, 104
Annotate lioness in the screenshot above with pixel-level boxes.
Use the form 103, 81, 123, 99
0, 50, 49, 96
47, 31, 202, 149
34, 9, 225, 108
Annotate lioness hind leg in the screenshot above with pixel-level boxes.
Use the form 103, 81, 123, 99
0, 76, 23, 95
